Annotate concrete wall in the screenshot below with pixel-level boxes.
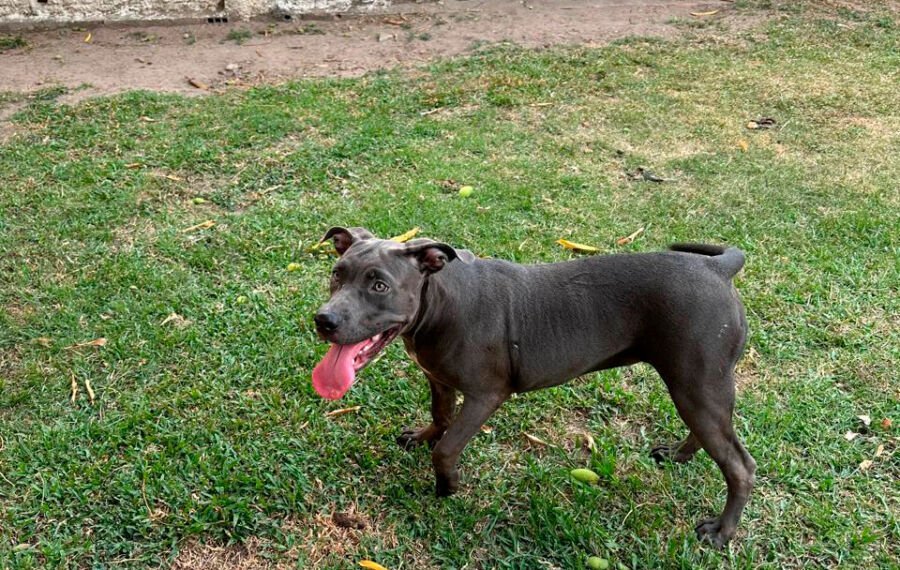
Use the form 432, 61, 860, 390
0, 0, 390, 26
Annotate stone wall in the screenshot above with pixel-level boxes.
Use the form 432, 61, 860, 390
0, 0, 389, 27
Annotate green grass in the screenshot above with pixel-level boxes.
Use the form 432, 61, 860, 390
225, 28, 253, 45
0, 35, 27, 52
1, 4, 898, 569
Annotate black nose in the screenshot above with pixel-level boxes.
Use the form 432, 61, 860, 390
314, 311, 340, 333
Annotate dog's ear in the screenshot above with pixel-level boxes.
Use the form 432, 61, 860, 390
402, 239, 460, 274
321, 226, 375, 256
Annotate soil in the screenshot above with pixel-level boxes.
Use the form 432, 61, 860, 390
1, 0, 736, 102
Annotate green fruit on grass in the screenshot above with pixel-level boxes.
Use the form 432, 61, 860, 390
586, 557, 609, 570
571, 468, 600, 484
235, 295, 248, 304
458, 185, 474, 197
287, 262, 301, 272
192, 197, 207, 204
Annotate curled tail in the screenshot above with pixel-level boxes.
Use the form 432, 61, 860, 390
669, 243, 745, 279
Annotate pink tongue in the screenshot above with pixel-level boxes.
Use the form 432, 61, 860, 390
312, 341, 367, 400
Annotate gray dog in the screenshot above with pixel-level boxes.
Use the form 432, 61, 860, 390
312, 227, 755, 547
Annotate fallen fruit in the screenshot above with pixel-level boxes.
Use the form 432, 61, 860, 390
359, 561, 388, 570
571, 468, 600, 484
236, 295, 248, 304
586, 556, 610, 570
287, 262, 301, 272
459, 185, 474, 197
192, 197, 207, 204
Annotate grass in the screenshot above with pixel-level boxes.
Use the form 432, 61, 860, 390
0, 35, 27, 52
225, 28, 253, 45
1, 3, 898, 569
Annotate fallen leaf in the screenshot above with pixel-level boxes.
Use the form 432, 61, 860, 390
616, 227, 645, 246
149, 172, 182, 182
881, 418, 893, 429
859, 459, 873, 471
844, 431, 859, 441
85, 378, 95, 404
326, 406, 362, 417
160, 312, 189, 327
480, 425, 493, 434
737, 139, 749, 152
359, 561, 388, 570
858, 415, 872, 427
84, 32, 92, 43
875, 444, 884, 457
384, 17, 406, 25
390, 227, 421, 243
139, 116, 156, 122
181, 220, 215, 233
557, 238, 601, 254
65, 338, 107, 350
523, 432, 556, 447
333, 512, 366, 529
582, 431, 597, 452
187, 78, 209, 90
746, 121, 760, 130
33, 337, 52, 347
70, 373, 78, 403
125, 163, 143, 169
691, 9, 719, 16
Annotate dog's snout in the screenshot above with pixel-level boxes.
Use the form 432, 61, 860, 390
314, 311, 341, 333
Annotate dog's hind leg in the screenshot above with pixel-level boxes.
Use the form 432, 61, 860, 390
660, 366, 756, 548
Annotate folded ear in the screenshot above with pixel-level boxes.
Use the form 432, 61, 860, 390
402, 239, 460, 274
321, 226, 375, 256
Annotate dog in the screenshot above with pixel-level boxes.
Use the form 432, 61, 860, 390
312, 227, 754, 547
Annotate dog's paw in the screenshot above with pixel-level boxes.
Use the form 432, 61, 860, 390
650, 443, 695, 465
396, 425, 442, 451
435, 470, 459, 497
396, 428, 425, 451
695, 517, 732, 549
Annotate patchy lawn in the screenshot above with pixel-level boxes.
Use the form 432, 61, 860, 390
1, 3, 898, 569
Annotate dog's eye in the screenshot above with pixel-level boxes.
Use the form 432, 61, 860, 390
372, 280, 389, 293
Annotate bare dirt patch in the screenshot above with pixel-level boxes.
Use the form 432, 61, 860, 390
1, 0, 737, 104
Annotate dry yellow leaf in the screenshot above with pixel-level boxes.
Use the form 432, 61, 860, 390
390, 227, 421, 243
523, 432, 556, 447
84, 32, 92, 43
325, 406, 362, 417
65, 338, 107, 350
557, 238, 600, 254
359, 561, 389, 570
616, 227, 645, 246
875, 444, 884, 457
691, 9, 719, 16
70, 373, 78, 403
859, 459, 873, 471
181, 220, 215, 233
85, 378, 96, 404
737, 139, 749, 152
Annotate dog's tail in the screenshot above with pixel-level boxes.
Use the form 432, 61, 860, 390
669, 243, 745, 279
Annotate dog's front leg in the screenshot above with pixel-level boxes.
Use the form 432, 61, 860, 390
432, 391, 508, 496
397, 375, 456, 450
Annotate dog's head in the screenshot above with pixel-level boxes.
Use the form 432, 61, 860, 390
311, 226, 460, 399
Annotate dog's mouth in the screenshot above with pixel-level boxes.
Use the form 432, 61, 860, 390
312, 325, 402, 400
